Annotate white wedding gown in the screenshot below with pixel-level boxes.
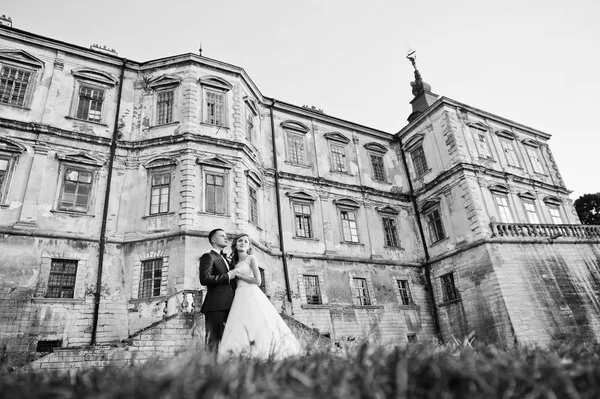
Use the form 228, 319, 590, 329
217, 260, 302, 361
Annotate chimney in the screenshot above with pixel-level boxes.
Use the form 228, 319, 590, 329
0, 14, 12, 27
90, 44, 119, 56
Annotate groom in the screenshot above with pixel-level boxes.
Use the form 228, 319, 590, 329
199, 228, 237, 352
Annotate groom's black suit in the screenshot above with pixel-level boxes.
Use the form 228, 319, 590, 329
199, 249, 235, 352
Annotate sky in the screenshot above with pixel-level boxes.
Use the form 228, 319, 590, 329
3, 0, 599, 200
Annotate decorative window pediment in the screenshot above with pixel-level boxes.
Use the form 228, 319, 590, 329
280, 120, 310, 133
0, 137, 26, 153
245, 169, 263, 186
334, 198, 360, 208
71, 68, 118, 87
543, 195, 562, 205
495, 129, 516, 140
196, 156, 233, 169
244, 96, 259, 116
324, 132, 350, 144
418, 197, 441, 212
286, 191, 315, 202
143, 156, 178, 169
376, 206, 399, 215
403, 133, 425, 151
467, 121, 490, 131
199, 75, 232, 91
518, 191, 537, 200
147, 74, 182, 90
0, 49, 44, 69
364, 142, 388, 154
489, 184, 510, 194
55, 152, 105, 167
521, 138, 541, 148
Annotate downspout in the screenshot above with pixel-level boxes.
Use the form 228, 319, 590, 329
91, 58, 127, 345
268, 99, 292, 303
397, 139, 441, 341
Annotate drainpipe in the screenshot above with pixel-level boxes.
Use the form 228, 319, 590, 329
397, 140, 441, 341
268, 99, 292, 303
91, 59, 127, 345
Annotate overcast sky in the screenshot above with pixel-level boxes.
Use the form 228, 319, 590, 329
3, 0, 599, 200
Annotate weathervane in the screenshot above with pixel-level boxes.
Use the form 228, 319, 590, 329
406, 48, 430, 96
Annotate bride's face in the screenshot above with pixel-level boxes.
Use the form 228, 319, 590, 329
235, 235, 250, 253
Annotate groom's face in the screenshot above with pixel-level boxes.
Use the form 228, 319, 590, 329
212, 230, 228, 249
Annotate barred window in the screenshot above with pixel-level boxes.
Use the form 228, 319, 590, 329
293, 202, 313, 238
59, 168, 93, 213
370, 154, 386, 182
411, 145, 428, 177
249, 185, 258, 225
304, 275, 322, 305
76, 85, 104, 122
382, 216, 399, 247
341, 210, 359, 243
397, 279, 414, 305
46, 259, 78, 299
523, 200, 540, 224
494, 195, 514, 223
139, 258, 163, 298
206, 90, 225, 126
287, 132, 305, 164
206, 173, 226, 214
425, 208, 446, 243
441, 272, 459, 302
500, 138, 519, 167
0, 66, 31, 107
525, 146, 545, 174
330, 143, 347, 172
353, 277, 371, 306
156, 90, 174, 125
474, 132, 493, 159
150, 172, 170, 215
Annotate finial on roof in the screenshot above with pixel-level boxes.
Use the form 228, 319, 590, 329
406, 49, 431, 96
199, 42, 203, 56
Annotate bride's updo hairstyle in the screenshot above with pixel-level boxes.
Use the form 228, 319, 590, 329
230, 233, 252, 268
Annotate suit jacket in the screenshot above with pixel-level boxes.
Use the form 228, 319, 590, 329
199, 250, 235, 313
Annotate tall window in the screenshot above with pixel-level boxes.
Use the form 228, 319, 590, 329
494, 195, 514, 223
246, 113, 255, 142
370, 154, 386, 182
397, 279, 414, 305
523, 200, 540, 224
353, 277, 371, 306
0, 66, 31, 107
500, 138, 520, 167
330, 143, 347, 172
139, 258, 163, 298
474, 132, 493, 159
248, 185, 258, 225
0, 156, 11, 203
58, 168, 93, 213
75, 86, 104, 122
156, 90, 174, 125
287, 132, 305, 164
411, 145, 428, 177
304, 275, 322, 305
341, 210, 359, 243
548, 205, 563, 224
206, 90, 225, 126
293, 202, 313, 238
205, 172, 226, 215
150, 172, 170, 215
525, 146, 544, 174
46, 259, 78, 299
382, 216, 399, 247
425, 208, 446, 243
441, 272, 459, 302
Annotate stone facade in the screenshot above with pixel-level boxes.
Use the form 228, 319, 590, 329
0, 24, 599, 370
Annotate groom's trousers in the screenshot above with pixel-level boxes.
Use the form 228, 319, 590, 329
204, 310, 229, 352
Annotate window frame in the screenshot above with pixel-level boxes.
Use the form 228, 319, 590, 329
46, 258, 78, 299
324, 132, 351, 174
500, 137, 520, 167
337, 200, 360, 244
493, 193, 514, 223
244, 96, 259, 144
155, 89, 175, 126
423, 205, 446, 244
281, 121, 310, 166
198, 157, 232, 216
199, 76, 232, 128
544, 197, 565, 224
411, 144, 429, 178
287, 190, 316, 239
396, 279, 414, 306
519, 193, 540, 224
0, 139, 23, 205
364, 142, 389, 183
440, 272, 460, 303
303, 274, 323, 305
69, 68, 118, 125
138, 258, 164, 298
0, 64, 35, 108
523, 141, 546, 174
0, 50, 44, 109
149, 169, 172, 215
146, 74, 181, 127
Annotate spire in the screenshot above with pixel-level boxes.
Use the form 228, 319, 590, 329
406, 49, 438, 123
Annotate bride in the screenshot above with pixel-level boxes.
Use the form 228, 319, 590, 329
218, 233, 303, 361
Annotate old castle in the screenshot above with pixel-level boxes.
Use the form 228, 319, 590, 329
1, 18, 599, 369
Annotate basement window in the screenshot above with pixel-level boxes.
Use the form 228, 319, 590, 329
36, 340, 62, 353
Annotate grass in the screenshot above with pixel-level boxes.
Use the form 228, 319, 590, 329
1, 339, 599, 398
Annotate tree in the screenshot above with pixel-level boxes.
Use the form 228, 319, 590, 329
574, 193, 600, 225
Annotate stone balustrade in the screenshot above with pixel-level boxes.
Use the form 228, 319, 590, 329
162, 289, 203, 318
490, 222, 600, 240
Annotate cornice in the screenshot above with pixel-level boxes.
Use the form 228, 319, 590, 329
0, 117, 112, 146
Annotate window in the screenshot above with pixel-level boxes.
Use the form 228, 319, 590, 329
523, 200, 540, 224
441, 272, 459, 302
353, 277, 371, 306
341, 210, 359, 243
36, 340, 62, 353
330, 143, 347, 172
206, 90, 225, 126
75, 85, 104, 122
156, 90, 174, 125
411, 145, 428, 177
248, 185, 258, 225
287, 132, 305, 164
0, 66, 32, 107
425, 208, 446, 243
139, 258, 163, 298
382, 216, 399, 247
548, 205, 563, 224
525, 145, 545, 174
0, 156, 12, 203
397, 279, 414, 305
246, 113, 255, 142
244, 97, 259, 143
46, 259, 78, 298
407, 333, 418, 343
58, 168, 93, 213
206, 172, 226, 215
474, 131, 493, 159
304, 275, 322, 305
293, 202, 313, 238
150, 172, 170, 215
500, 138, 520, 167
370, 153, 386, 182
494, 194, 514, 223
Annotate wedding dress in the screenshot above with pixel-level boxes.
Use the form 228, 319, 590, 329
217, 259, 302, 361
